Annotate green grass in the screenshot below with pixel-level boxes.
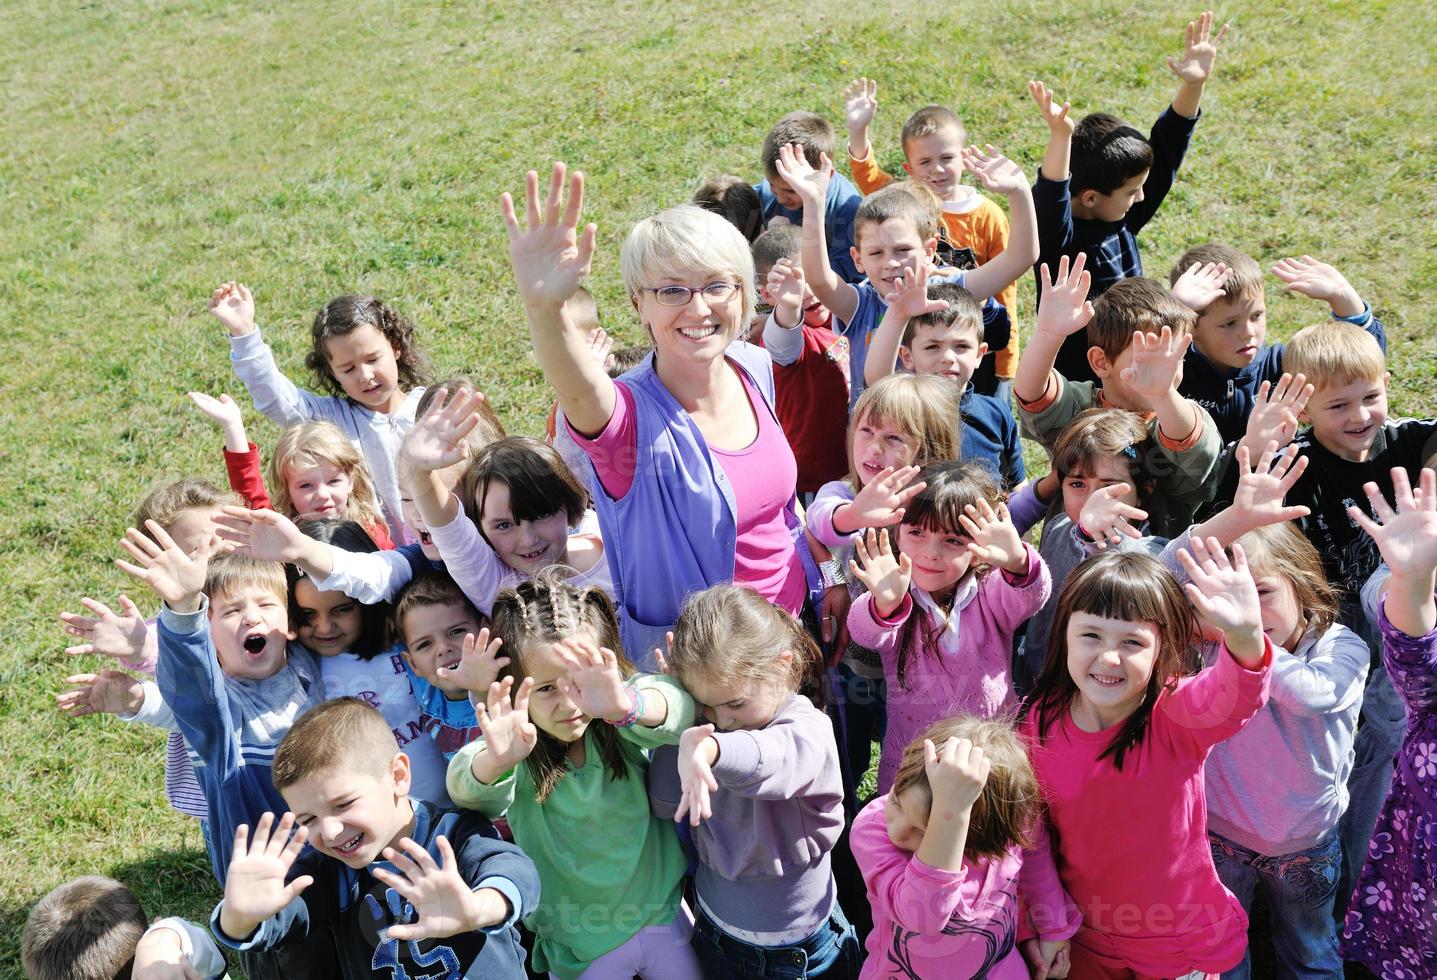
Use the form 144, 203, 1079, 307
2, 1, 1433, 974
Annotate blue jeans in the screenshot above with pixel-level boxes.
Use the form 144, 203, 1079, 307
691, 904, 861, 979
1209, 832, 1343, 980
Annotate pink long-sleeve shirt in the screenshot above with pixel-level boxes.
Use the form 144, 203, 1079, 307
850, 796, 1080, 979
1021, 639, 1272, 976
847, 543, 1051, 794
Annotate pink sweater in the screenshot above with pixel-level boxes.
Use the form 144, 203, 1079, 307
1021, 640, 1272, 976
850, 797, 1080, 979
847, 543, 1051, 794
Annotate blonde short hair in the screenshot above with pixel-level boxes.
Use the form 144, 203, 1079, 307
1283, 322, 1386, 389
204, 552, 287, 606
846, 374, 962, 488
269, 420, 387, 532
620, 204, 757, 333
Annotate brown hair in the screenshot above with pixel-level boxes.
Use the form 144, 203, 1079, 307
564, 286, 600, 334
273, 697, 399, 791
895, 461, 1003, 686
21, 876, 148, 980
1087, 277, 1197, 363
1026, 552, 1199, 770
890, 715, 1040, 859
456, 437, 590, 549
752, 223, 802, 279
268, 420, 387, 532
306, 295, 431, 399
1168, 242, 1264, 308
846, 374, 963, 489
489, 568, 632, 801
393, 570, 485, 647
416, 378, 508, 448
132, 477, 238, 531
854, 185, 937, 249
1051, 408, 1155, 506
902, 282, 984, 347
1283, 322, 1386, 390
1236, 522, 1340, 638
900, 105, 965, 149
669, 583, 818, 696
204, 552, 288, 606
607, 346, 650, 379
694, 175, 765, 244
760, 111, 836, 180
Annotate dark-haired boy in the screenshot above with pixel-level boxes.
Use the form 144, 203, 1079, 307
211, 698, 539, 979
755, 110, 866, 284
1031, 12, 1229, 383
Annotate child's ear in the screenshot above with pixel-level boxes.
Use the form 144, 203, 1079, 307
389, 752, 412, 798
850, 245, 864, 273
898, 346, 916, 371
778, 648, 795, 668
1087, 346, 1112, 380
900, 160, 914, 177
976, 341, 989, 359
1077, 189, 1101, 210
924, 236, 939, 259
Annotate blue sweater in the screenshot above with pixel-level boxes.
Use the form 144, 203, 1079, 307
156, 602, 325, 884
756, 172, 864, 284
1181, 306, 1387, 445
960, 387, 1026, 490
213, 800, 539, 980
1034, 106, 1199, 385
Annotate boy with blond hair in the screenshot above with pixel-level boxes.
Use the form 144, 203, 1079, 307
755, 110, 865, 283
1014, 255, 1222, 535
1169, 245, 1385, 443
843, 80, 1020, 397
210, 697, 538, 979
1030, 11, 1229, 384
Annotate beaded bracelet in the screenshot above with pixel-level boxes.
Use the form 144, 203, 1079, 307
610, 684, 644, 728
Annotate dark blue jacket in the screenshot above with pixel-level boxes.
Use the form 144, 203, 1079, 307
756, 172, 865, 284
960, 388, 1026, 490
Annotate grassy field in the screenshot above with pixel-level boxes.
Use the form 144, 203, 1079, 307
2, 0, 1434, 974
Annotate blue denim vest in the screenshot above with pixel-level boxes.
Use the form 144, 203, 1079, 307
591, 342, 819, 666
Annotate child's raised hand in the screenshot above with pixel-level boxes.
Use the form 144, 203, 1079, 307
586, 327, 617, 373
1035, 254, 1095, 339
500, 162, 596, 309
1027, 80, 1074, 134
473, 677, 538, 773
1120, 325, 1187, 408
849, 527, 913, 617
773, 143, 832, 208
1229, 442, 1311, 529
1166, 10, 1230, 85
843, 77, 879, 135
766, 258, 807, 327
1271, 255, 1365, 316
924, 736, 991, 815
960, 145, 1026, 195
220, 813, 313, 935
1170, 260, 1231, 311
59, 594, 149, 660
884, 263, 949, 319
214, 506, 308, 563
56, 670, 145, 718
652, 630, 676, 676
960, 499, 1029, 574
1348, 468, 1437, 578
115, 521, 214, 611
1079, 484, 1149, 550
845, 465, 926, 531
187, 391, 245, 433
374, 835, 508, 939
400, 387, 484, 473
673, 723, 720, 827
1178, 536, 1264, 649
1240, 372, 1313, 453
436, 628, 509, 694
553, 635, 630, 722
208, 281, 255, 337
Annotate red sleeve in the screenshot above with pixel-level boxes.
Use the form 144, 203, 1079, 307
223, 442, 273, 511
364, 521, 396, 551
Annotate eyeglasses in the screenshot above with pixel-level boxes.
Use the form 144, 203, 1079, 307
643, 281, 741, 307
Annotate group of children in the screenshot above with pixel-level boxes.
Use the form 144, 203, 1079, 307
23, 9, 1437, 980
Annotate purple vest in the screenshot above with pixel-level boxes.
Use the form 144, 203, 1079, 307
590, 342, 818, 666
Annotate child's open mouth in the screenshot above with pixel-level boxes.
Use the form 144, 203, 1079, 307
243, 634, 268, 655
515, 544, 548, 563
333, 832, 364, 856
1089, 674, 1125, 688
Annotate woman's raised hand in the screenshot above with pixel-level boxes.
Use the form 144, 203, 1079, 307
500, 162, 597, 309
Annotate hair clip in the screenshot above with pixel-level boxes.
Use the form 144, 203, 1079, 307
1120, 444, 1138, 460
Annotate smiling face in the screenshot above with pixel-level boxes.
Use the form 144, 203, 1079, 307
635, 275, 745, 369
902, 128, 966, 202
477, 480, 572, 576
851, 218, 936, 302
1065, 611, 1159, 729
885, 784, 931, 852
209, 582, 293, 680
323, 324, 404, 413
283, 757, 413, 869
899, 320, 987, 387
285, 461, 354, 520
898, 521, 974, 599
1302, 374, 1389, 461
1191, 290, 1268, 371
682, 661, 793, 732
292, 577, 363, 658
1060, 454, 1138, 524
399, 600, 485, 697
